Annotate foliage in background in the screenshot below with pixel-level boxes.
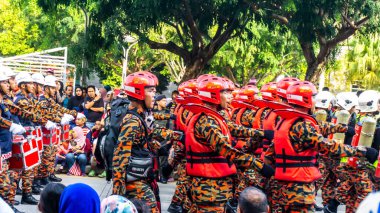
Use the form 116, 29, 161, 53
343, 34, 380, 90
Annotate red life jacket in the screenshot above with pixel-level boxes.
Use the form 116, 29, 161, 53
273, 109, 322, 183
184, 104, 237, 178
347, 123, 362, 167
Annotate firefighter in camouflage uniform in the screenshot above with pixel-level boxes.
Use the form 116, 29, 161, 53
112, 71, 185, 212
183, 75, 274, 213
265, 81, 378, 213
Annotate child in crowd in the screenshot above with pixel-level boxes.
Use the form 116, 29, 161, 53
55, 141, 69, 172
66, 127, 87, 176
88, 121, 106, 178
75, 113, 92, 158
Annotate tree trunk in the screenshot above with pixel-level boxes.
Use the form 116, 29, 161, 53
181, 57, 207, 82
305, 61, 320, 83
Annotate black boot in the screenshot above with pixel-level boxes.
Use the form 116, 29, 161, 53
32, 185, 42, 195
315, 204, 323, 211
167, 203, 183, 213
40, 177, 50, 185
33, 179, 43, 188
21, 193, 39, 205
323, 199, 339, 213
11, 206, 25, 213
14, 200, 20, 206
49, 174, 62, 182
16, 187, 22, 195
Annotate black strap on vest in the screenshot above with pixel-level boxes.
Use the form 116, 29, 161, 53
125, 110, 149, 147
277, 148, 316, 173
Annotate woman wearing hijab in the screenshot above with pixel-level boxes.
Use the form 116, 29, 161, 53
68, 86, 85, 112
65, 127, 87, 176
101, 195, 138, 213
59, 183, 100, 213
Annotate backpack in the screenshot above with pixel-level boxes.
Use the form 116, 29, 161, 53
95, 98, 130, 181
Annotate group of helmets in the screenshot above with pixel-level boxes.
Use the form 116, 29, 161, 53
315, 89, 379, 113
118, 70, 380, 113
0, 65, 57, 87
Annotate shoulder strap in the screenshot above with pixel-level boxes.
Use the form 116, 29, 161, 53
125, 110, 149, 147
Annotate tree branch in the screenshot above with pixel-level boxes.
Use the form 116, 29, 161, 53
272, 14, 289, 25
165, 21, 188, 49
135, 31, 190, 61
182, 0, 204, 50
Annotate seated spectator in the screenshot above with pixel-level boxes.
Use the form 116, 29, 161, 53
101, 195, 138, 213
59, 183, 100, 213
68, 86, 84, 112
55, 141, 69, 172
66, 127, 87, 176
89, 121, 106, 178
238, 187, 268, 213
75, 113, 92, 157
38, 183, 66, 213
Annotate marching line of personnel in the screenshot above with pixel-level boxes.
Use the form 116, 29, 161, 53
112, 72, 380, 213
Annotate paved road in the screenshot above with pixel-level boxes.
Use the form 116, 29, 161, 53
16, 174, 345, 213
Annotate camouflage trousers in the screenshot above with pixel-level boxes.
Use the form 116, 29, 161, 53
37, 145, 57, 178
269, 180, 316, 212
335, 165, 373, 213
125, 180, 159, 213
171, 161, 191, 210
235, 168, 267, 199
14, 169, 33, 194
0, 160, 16, 205
188, 177, 233, 213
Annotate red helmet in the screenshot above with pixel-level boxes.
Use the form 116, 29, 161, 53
236, 85, 260, 103
197, 76, 235, 105
277, 77, 299, 99
260, 82, 278, 101
286, 81, 317, 109
178, 79, 198, 97
123, 71, 158, 100
197, 74, 216, 84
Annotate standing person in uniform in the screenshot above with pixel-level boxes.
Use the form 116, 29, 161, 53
153, 95, 171, 183
112, 71, 184, 212
37, 75, 75, 185
328, 90, 380, 213
184, 76, 273, 212
0, 70, 28, 213
266, 81, 378, 212
12, 73, 55, 205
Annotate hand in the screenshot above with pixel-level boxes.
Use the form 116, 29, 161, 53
10, 123, 26, 135
260, 164, 275, 178
60, 117, 69, 125
63, 113, 74, 121
264, 130, 274, 141
365, 147, 379, 164
45, 120, 57, 130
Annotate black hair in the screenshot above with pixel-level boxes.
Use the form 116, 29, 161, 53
87, 85, 96, 92
322, 87, 330, 91
38, 183, 66, 213
57, 81, 64, 96
172, 90, 179, 95
65, 85, 73, 91
238, 187, 268, 213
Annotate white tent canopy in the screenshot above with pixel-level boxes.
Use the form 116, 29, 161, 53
0, 47, 75, 85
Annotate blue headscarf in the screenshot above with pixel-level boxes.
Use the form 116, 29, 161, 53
59, 183, 100, 213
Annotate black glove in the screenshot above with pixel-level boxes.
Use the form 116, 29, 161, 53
162, 164, 174, 179
264, 130, 274, 141
365, 147, 379, 164
260, 164, 275, 178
